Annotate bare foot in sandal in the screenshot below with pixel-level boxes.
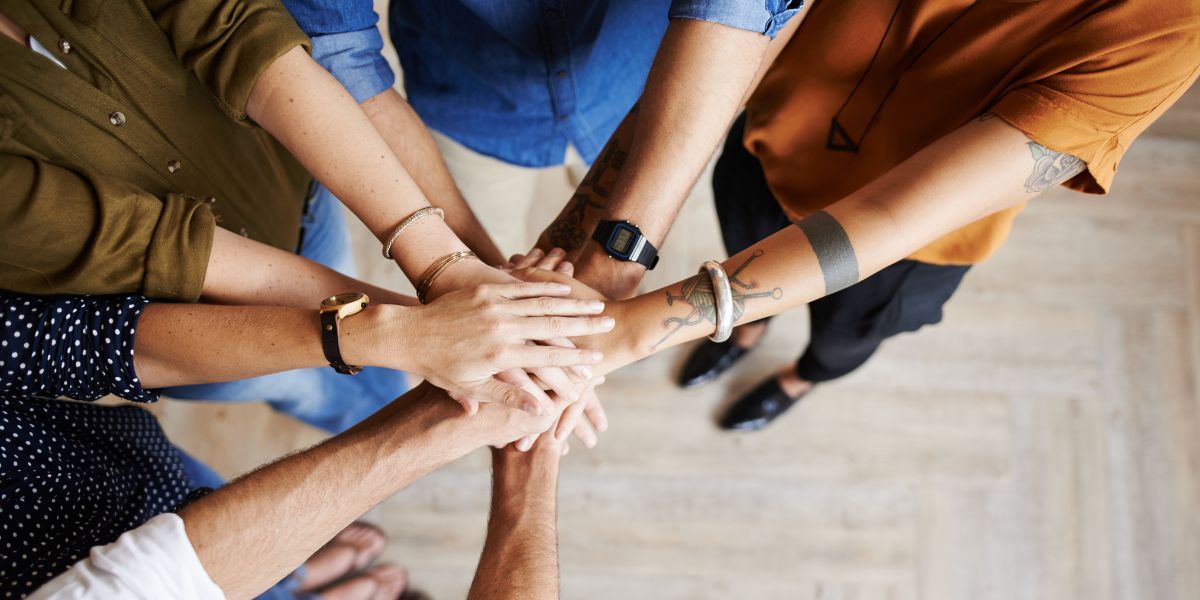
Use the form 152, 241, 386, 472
298, 522, 388, 592
317, 564, 408, 600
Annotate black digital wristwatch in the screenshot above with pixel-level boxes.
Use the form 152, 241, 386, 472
591, 220, 659, 270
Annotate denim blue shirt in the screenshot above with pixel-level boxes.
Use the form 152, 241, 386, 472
283, 1, 803, 167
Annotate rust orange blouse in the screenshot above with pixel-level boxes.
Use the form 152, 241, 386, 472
745, 0, 1200, 264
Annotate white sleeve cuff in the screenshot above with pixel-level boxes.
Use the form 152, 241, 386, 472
29, 513, 224, 599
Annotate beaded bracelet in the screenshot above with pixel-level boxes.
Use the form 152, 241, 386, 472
416, 251, 478, 304
701, 260, 734, 343
382, 207, 445, 259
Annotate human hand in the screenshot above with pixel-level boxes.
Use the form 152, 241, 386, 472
503, 247, 576, 277
391, 282, 613, 414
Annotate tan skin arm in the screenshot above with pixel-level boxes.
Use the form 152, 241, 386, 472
525, 116, 1087, 373
468, 438, 564, 600
134, 282, 610, 406
361, 89, 506, 266
532, 15, 807, 299
245, 46, 512, 299
180, 383, 572, 599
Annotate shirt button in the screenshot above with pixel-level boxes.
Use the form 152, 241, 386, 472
108, 111, 126, 126
555, 70, 568, 79
545, 8, 558, 18
558, 114, 568, 122
167, 159, 182, 173
58, 39, 72, 54
239, 227, 249, 237
204, 197, 217, 206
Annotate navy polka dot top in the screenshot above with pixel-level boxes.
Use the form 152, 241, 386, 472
0, 294, 194, 598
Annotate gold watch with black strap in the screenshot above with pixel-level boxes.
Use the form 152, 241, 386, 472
319, 292, 369, 375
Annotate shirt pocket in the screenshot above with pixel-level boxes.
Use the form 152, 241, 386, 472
63, 0, 190, 97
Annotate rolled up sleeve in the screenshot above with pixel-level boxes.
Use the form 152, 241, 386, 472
669, 0, 804, 38
310, 28, 396, 103
146, 0, 312, 121
0, 154, 215, 301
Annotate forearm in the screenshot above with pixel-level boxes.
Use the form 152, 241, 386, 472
246, 47, 471, 284
133, 302, 417, 388
568, 20, 768, 297
361, 90, 506, 266
468, 448, 561, 600
593, 116, 1083, 372
179, 386, 479, 598
201, 227, 415, 308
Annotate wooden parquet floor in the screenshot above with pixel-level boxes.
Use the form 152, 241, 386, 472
155, 88, 1200, 600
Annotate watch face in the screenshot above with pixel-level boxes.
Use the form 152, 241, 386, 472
322, 292, 366, 308
610, 226, 635, 255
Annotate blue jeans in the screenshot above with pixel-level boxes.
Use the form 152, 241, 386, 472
165, 184, 409, 434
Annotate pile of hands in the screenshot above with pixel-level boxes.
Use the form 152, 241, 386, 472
401, 246, 617, 455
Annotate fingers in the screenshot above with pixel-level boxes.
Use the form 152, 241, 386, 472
487, 281, 575, 300
555, 395, 588, 441
530, 365, 587, 407
542, 337, 594, 380
582, 389, 608, 433
446, 391, 480, 416
572, 417, 598, 448
534, 248, 569, 271
486, 372, 552, 415
507, 296, 606, 317
511, 315, 614, 341
508, 248, 546, 270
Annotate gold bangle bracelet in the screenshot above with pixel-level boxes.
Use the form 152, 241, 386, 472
416, 250, 477, 304
382, 207, 445, 259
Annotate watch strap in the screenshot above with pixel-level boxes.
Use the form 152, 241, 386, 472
320, 310, 361, 375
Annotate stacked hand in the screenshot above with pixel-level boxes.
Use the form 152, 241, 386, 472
376, 247, 610, 452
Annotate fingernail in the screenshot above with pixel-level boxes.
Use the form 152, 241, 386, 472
524, 400, 542, 415
600, 317, 615, 330
586, 301, 605, 313
548, 248, 564, 257
553, 284, 573, 294
577, 365, 594, 378
590, 352, 605, 363
529, 248, 544, 257
518, 437, 533, 451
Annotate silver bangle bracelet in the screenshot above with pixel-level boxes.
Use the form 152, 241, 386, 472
382, 206, 445, 259
702, 260, 734, 343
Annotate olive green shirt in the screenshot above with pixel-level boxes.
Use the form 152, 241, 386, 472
0, 0, 312, 300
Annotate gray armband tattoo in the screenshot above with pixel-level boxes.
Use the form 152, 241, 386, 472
796, 210, 859, 295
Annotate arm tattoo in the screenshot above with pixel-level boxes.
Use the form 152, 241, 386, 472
978, 113, 1087, 193
651, 250, 782, 350
1024, 142, 1085, 193
796, 211, 859, 295
546, 104, 639, 251
547, 144, 625, 250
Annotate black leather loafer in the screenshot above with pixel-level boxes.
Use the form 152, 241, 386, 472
718, 378, 811, 431
678, 340, 754, 388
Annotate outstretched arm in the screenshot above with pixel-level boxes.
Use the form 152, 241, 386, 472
361, 89, 506, 266
534, 115, 1086, 371
534, 14, 806, 298
469, 438, 564, 600
245, 46, 510, 298
179, 382, 568, 599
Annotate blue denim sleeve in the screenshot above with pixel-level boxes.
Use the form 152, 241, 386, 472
668, 0, 804, 38
310, 27, 397, 104
282, 0, 378, 36
0, 294, 159, 403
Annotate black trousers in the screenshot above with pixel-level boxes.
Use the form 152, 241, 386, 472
712, 115, 970, 382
